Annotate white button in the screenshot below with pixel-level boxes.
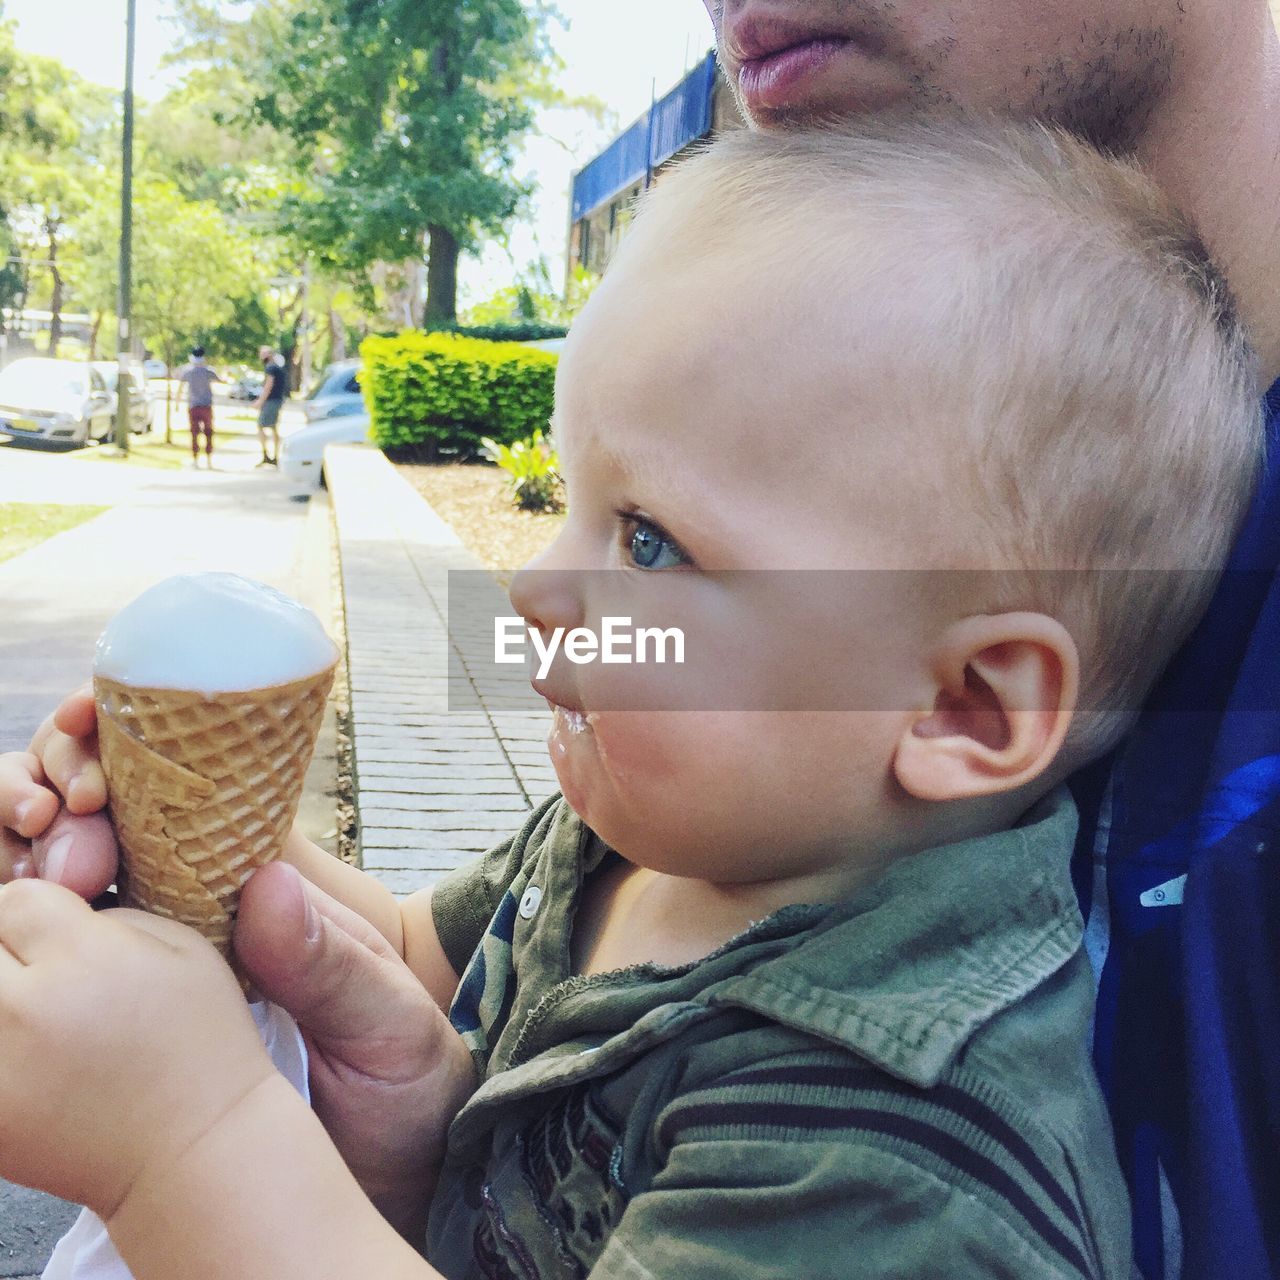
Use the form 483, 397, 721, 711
519, 885, 543, 919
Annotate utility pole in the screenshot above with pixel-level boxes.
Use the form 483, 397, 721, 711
113, 0, 137, 452
300, 257, 312, 396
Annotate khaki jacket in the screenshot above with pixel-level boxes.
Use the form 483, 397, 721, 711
429, 789, 1132, 1279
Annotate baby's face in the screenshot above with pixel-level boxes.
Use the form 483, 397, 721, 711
510, 255, 950, 886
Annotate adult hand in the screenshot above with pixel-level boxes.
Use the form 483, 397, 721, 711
235, 863, 477, 1241
0, 687, 119, 899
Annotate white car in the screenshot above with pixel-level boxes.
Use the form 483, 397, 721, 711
279, 413, 372, 488
302, 359, 364, 422
141, 358, 168, 380
0, 358, 115, 447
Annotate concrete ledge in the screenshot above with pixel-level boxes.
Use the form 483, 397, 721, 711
325, 444, 552, 893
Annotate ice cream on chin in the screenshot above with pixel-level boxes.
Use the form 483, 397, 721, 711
93, 573, 339, 966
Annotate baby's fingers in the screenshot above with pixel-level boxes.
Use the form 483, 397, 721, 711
0, 878, 93, 965
0, 827, 36, 884
0, 753, 58, 839
51, 686, 97, 741
40, 728, 106, 815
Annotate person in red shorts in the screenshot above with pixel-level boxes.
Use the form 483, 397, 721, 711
176, 346, 221, 469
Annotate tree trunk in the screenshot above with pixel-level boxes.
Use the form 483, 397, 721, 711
425, 224, 459, 327
164, 344, 175, 445
328, 307, 346, 362
88, 312, 102, 360
46, 228, 63, 358
407, 259, 426, 329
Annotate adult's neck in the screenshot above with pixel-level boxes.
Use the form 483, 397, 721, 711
1136, 7, 1280, 385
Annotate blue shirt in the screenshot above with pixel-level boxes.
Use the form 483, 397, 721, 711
1073, 376, 1280, 1279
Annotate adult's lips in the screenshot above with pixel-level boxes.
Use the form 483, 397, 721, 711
725, 13, 888, 116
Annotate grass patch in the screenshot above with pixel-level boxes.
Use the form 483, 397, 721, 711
0, 503, 109, 565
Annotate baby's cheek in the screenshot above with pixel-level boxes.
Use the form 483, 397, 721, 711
588, 711, 688, 781
589, 710, 752, 786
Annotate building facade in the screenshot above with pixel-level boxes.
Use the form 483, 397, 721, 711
567, 52, 743, 282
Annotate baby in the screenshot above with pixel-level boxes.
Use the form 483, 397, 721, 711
0, 119, 1261, 1279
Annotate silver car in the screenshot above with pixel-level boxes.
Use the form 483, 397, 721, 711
93, 361, 155, 433
0, 358, 115, 448
302, 360, 364, 422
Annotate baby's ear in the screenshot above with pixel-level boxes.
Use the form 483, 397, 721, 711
893, 613, 1078, 802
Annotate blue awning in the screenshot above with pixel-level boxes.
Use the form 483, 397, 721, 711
571, 52, 718, 223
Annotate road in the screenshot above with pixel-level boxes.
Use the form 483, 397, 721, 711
0, 406, 337, 1278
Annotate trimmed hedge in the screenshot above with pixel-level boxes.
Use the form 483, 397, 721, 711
361, 331, 558, 456
432, 322, 567, 343
374, 322, 568, 343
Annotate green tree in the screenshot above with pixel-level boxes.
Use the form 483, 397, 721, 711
67, 179, 255, 438
133, 181, 254, 438
463, 262, 598, 328
0, 33, 113, 343
174, 0, 559, 326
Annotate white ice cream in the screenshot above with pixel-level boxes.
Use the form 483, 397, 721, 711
94, 572, 338, 693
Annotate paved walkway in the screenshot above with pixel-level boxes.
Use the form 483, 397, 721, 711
326, 445, 553, 894
0, 410, 313, 755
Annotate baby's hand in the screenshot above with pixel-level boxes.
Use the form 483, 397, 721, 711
0, 686, 119, 898
0, 880, 274, 1217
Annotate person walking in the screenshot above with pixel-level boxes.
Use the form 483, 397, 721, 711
175, 346, 222, 470
254, 345, 287, 468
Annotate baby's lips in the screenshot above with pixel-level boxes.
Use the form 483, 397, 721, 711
531, 676, 583, 717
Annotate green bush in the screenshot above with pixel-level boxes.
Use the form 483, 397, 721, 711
431, 322, 568, 344
361, 331, 558, 457
481, 429, 563, 511
374, 322, 567, 343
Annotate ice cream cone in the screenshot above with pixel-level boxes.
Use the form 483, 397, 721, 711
94, 664, 335, 965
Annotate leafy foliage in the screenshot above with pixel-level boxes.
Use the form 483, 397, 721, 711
361, 331, 557, 458
481, 429, 563, 511
239, 0, 560, 323
427, 322, 567, 344
463, 263, 599, 329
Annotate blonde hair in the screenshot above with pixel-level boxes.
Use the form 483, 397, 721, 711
613, 118, 1263, 758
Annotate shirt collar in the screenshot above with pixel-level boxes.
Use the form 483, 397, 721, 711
708, 787, 1083, 1087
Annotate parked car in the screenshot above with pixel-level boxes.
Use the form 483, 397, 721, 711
279, 412, 371, 488
302, 359, 364, 422
0, 357, 115, 447
141, 358, 168, 380
521, 337, 567, 355
92, 361, 155, 432
228, 370, 265, 401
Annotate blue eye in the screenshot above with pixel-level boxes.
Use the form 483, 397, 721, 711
627, 517, 686, 569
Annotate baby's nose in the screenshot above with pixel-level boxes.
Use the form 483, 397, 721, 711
508, 565, 584, 637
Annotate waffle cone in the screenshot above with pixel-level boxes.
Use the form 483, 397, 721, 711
94, 665, 335, 964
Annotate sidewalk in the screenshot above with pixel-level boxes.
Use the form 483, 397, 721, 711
0, 408, 314, 755
325, 445, 554, 893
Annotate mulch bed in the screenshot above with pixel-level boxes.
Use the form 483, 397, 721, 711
394, 460, 566, 585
